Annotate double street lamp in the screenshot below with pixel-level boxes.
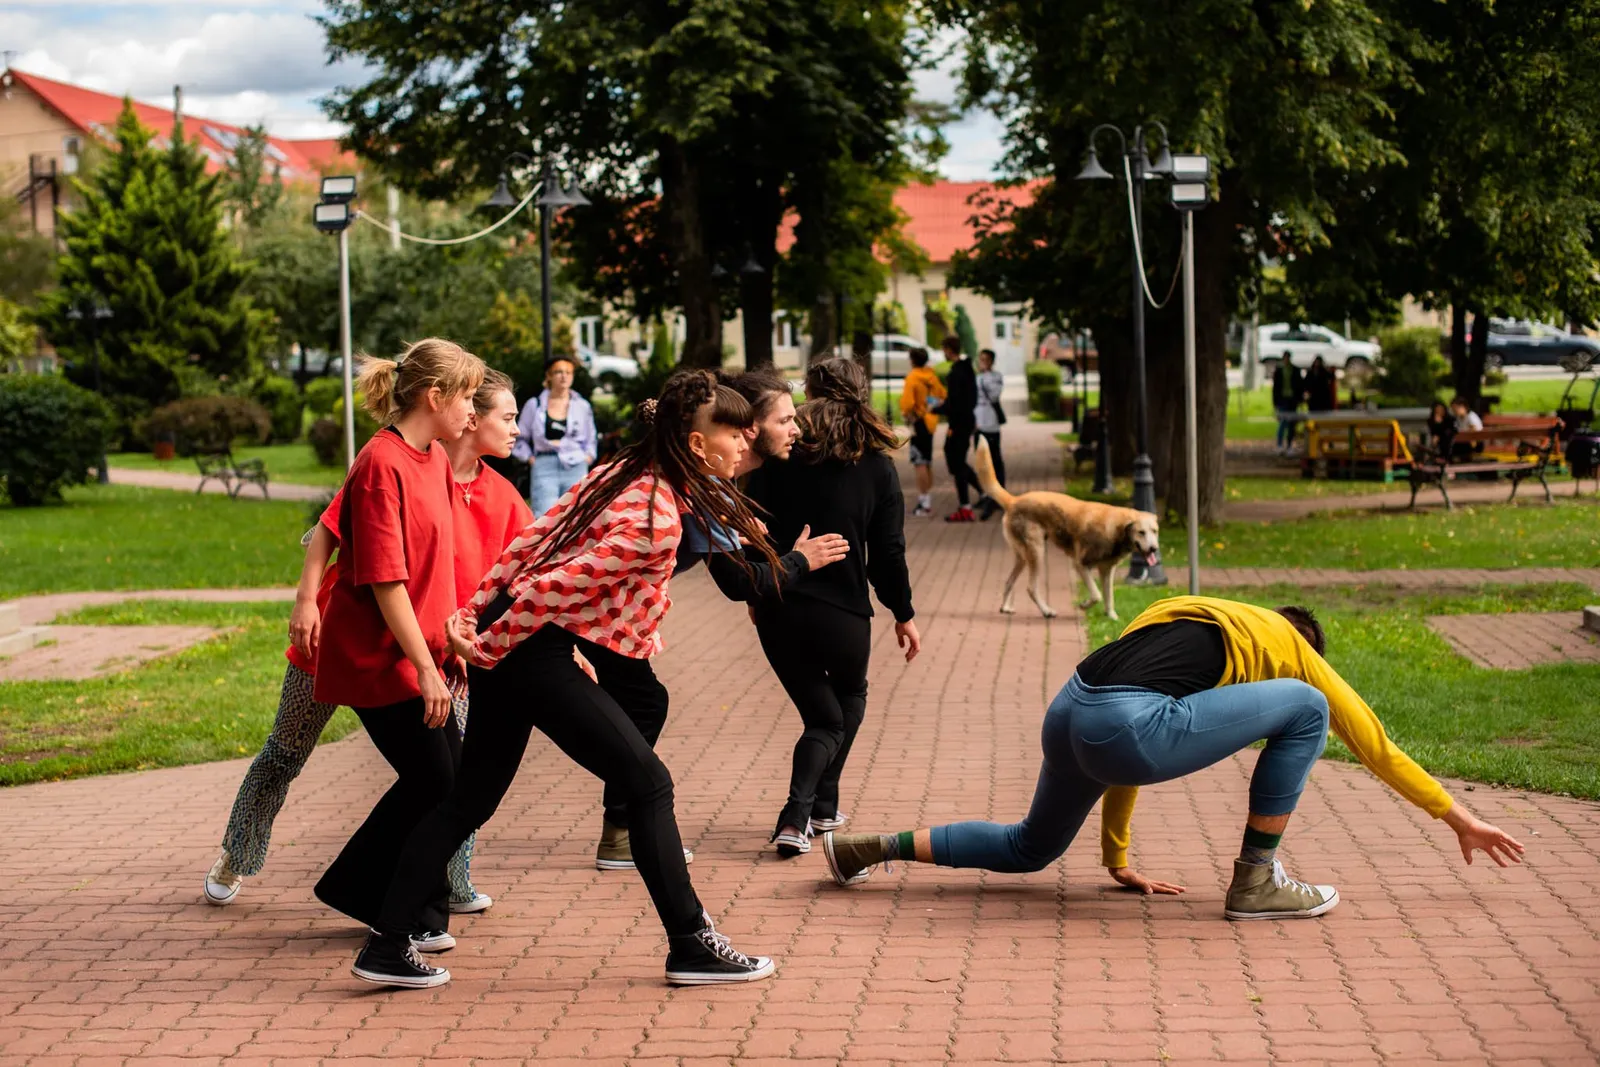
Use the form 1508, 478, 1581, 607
313, 175, 358, 469
66, 297, 113, 483
482, 159, 589, 369
1076, 123, 1211, 589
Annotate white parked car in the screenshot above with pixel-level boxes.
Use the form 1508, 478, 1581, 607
577, 346, 641, 387
865, 334, 927, 379
1256, 323, 1380, 372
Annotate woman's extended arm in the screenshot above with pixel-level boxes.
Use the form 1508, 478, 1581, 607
288, 522, 337, 660
372, 581, 451, 728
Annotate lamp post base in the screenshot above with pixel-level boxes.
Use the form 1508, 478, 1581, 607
1125, 452, 1167, 585
1125, 550, 1168, 587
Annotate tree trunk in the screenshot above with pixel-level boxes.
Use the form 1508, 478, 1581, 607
1463, 309, 1490, 407
659, 137, 723, 368
1449, 302, 1467, 384
809, 291, 837, 365
739, 182, 783, 369
1094, 324, 1137, 477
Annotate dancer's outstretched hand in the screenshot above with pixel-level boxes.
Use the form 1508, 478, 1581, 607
1109, 867, 1186, 895
794, 525, 850, 571
895, 620, 921, 662
446, 610, 476, 661
1444, 807, 1526, 867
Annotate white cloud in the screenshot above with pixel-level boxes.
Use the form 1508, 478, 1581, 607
909, 26, 1005, 180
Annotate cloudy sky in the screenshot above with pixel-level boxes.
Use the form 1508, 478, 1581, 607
2, 2, 1005, 178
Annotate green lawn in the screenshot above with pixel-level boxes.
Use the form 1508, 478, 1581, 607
1064, 470, 1401, 503
109, 442, 347, 487
0, 485, 310, 597
1161, 496, 1600, 570
1084, 584, 1600, 800
0, 601, 360, 787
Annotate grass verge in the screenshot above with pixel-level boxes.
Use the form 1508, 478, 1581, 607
0, 601, 359, 787
1082, 583, 1600, 800
108, 442, 347, 488
0, 485, 309, 597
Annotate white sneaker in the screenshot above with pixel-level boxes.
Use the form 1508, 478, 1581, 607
773, 827, 811, 857
809, 812, 849, 833
204, 851, 243, 906
448, 892, 493, 914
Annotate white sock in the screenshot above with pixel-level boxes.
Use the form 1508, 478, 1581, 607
917, 493, 932, 509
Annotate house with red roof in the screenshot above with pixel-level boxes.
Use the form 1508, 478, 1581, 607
1, 66, 354, 238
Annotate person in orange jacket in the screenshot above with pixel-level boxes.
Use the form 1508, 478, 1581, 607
898, 346, 946, 516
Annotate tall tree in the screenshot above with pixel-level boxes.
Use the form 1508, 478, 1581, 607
223, 124, 285, 232
0, 197, 56, 305
944, 0, 1417, 522
34, 102, 266, 439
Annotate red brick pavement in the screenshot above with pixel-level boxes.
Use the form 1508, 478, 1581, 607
1426, 612, 1600, 670
3, 423, 1599, 1066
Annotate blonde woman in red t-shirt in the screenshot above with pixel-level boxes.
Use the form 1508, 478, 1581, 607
312, 338, 484, 943
355, 370, 782, 989
202, 367, 526, 915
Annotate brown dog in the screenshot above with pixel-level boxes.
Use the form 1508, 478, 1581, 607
973, 437, 1160, 619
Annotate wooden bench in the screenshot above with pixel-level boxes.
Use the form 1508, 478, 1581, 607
1407, 417, 1561, 510
195, 449, 271, 500
1481, 414, 1566, 466
1301, 418, 1414, 482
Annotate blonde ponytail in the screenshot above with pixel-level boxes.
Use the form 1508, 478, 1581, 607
356, 338, 486, 425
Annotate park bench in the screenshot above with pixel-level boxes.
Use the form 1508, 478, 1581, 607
1407, 417, 1561, 510
194, 447, 271, 500
1300, 418, 1414, 482
1481, 414, 1567, 466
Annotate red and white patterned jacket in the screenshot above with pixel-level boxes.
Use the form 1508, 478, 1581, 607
457, 469, 682, 666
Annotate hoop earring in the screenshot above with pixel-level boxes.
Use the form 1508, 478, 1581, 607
707, 453, 724, 467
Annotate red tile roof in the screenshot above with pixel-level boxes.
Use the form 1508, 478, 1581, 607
893, 180, 1038, 263
7, 68, 356, 183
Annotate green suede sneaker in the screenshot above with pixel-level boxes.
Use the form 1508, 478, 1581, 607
1224, 858, 1339, 920
595, 820, 694, 871
822, 832, 888, 886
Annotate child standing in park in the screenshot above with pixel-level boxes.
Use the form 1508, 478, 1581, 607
899, 347, 944, 516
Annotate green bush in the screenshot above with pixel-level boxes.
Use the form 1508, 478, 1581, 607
251, 375, 304, 442
144, 395, 271, 457
1374, 327, 1448, 404
1026, 361, 1063, 417
932, 360, 953, 386
304, 376, 343, 418
308, 418, 343, 467
0, 374, 112, 506
331, 395, 379, 453
953, 305, 980, 360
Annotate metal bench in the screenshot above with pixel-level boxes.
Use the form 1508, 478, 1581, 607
1407, 418, 1561, 510
194, 449, 271, 500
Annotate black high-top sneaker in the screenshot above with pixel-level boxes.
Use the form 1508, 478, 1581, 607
664, 915, 775, 986
352, 932, 452, 989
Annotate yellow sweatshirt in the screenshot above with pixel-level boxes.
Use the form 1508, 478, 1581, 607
899, 366, 947, 433
1095, 596, 1453, 868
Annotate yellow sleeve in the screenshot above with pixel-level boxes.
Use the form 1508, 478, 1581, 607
1100, 786, 1138, 868
899, 376, 920, 418
930, 375, 948, 401
1301, 654, 1454, 818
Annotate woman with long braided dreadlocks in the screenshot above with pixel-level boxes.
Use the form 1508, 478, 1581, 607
353, 370, 782, 990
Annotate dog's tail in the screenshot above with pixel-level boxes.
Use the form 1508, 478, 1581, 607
973, 436, 1015, 510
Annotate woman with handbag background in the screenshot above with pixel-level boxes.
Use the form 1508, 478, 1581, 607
974, 347, 1007, 521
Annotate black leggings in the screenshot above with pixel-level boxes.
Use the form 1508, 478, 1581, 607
978, 430, 1006, 489
755, 598, 872, 833
374, 626, 703, 939
944, 427, 979, 505
315, 697, 459, 931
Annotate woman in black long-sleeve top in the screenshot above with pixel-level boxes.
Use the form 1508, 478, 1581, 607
744, 357, 923, 857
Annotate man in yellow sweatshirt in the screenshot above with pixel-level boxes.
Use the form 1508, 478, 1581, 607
898, 347, 946, 516
823, 596, 1525, 919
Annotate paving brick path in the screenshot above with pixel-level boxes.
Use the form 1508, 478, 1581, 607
0, 624, 224, 682
107, 466, 331, 502
1427, 612, 1600, 670
3, 422, 1599, 1065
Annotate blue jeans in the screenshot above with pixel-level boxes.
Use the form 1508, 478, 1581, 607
531, 453, 588, 517
929, 674, 1330, 872
1275, 407, 1298, 448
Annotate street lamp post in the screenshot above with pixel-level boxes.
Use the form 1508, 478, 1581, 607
880, 306, 894, 423
313, 176, 357, 468
483, 159, 589, 368
1076, 122, 1174, 586
1169, 155, 1213, 595
66, 298, 114, 483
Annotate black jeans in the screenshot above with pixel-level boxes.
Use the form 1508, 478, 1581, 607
754, 598, 872, 834
595, 650, 670, 828
978, 430, 1006, 489
944, 426, 978, 505
315, 697, 459, 932
374, 626, 703, 940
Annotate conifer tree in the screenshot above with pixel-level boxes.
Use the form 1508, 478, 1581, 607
35, 101, 266, 439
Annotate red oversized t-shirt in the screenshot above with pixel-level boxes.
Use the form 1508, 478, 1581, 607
284, 490, 344, 675
312, 429, 457, 708
449, 462, 533, 606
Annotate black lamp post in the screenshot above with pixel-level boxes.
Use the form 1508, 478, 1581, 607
66, 297, 113, 483
1076, 121, 1174, 586
482, 158, 589, 369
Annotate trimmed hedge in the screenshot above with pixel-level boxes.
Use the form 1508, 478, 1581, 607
144, 396, 271, 457
1026, 361, 1063, 417
0, 374, 112, 506
252, 376, 305, 443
